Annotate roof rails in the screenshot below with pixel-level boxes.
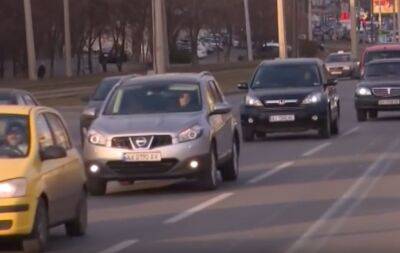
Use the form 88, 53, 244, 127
199, 71, 212, 77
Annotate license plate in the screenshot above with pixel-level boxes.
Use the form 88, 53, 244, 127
331, 71, 342, 75
123, 152, 162, 162
269, 115, 295, 122
378, 99, 400, 105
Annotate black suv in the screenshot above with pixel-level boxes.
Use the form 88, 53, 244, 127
239, 58, 340, 141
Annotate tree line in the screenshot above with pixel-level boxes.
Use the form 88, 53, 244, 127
0, 0, 307, 79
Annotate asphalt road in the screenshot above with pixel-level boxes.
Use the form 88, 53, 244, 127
4, 79, 400, 253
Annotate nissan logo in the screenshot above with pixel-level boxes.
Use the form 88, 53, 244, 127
135, 137, 148, 147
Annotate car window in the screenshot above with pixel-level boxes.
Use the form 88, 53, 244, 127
0, 93, 18, 105
365, 50, 400, 64
326, 54, 351, 62
23, 95, 37, 106
364, 62, 400, 79
252, 64, 321, 89
45, 113, 71, 150
0, 115, 29, 158
104, 83, 202, 115
92, 79, 120, 101
36, 114, 54, 151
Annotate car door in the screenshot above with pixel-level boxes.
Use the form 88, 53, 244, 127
35, 112, 68, 225
45, 112, 84, 221
206, 80, 231, 160
321, 64, 339, 118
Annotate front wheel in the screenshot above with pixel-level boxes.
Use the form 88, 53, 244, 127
88, 179, 107, 196
197, 147, 221, 190
65, 190, 88, 237
23, 199, 48, 253
319, 112, 332, 139
220, 140, 239, 181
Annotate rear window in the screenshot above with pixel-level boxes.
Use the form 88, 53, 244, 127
365, 50, 400, 64
0, 93, 18, 105
326, 54, 351, 63
92, 79, 120, 101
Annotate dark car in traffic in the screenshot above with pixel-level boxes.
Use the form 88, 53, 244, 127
80, 75, 138, 144
239, 58, 340, 141
355, 59, 400, 121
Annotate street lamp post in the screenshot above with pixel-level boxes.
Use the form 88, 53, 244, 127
152, 0, 168, 74
277, 0, 287, 59
23, 0, 37, 80
63, 0, 73, 77
350, 0, 358, 59
243, 0, 254, 61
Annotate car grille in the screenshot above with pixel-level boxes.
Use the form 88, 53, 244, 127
107, 159, 178, 175
262, 99, 300, 109
372, 87, 400, 97
0, 220, 12, 230
111, 135, 173, 150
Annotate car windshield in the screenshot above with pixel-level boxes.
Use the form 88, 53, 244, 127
364, 62, 400, 79
251, 64, 321, 89
0, 93, 18, 105
0, 115, 29, 158
92, 79, 120, 101
365, 50, 400, 64
104, 83, 202, 115
326, 54, 351, 63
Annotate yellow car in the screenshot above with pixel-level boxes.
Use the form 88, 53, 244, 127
0, 106, 87, 252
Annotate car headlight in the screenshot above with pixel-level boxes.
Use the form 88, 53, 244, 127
0, 178, 27, 198
302, 92, 323, 105
88, 130, 107, 146
356, 87, 372, 96
245, 95, 263, 107
178, 125, 203, 143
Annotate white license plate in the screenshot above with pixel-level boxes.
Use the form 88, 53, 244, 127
331, 71, 342, 75
378, 99, 400, 105
123, 152, 162, 162
269, 115, 295, 122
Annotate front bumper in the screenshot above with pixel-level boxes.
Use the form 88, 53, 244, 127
0, 197, 36, 237
240, 105, 328, 133
83, 137, 211, 181
355, 96, 400, 111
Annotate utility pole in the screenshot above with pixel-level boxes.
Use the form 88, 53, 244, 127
63, 0, 73, 77
308, 0, 313, 41
152, 0, 168, 74
393, 0, 397, 36
23, 0, 37, 80
277, 0, 287, 59
244, 0, 254, 61
379, 0, 382, 32
350, 0, 358, 59
397, 0, 400, 42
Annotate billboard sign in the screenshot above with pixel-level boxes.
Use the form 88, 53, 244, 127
372, 0, 399, 14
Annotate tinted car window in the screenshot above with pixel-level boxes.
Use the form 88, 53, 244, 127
92, 79, 120, 101
36, 114, 54, 151
0, 115, 29, 158
0, 93, 18, 105
365, 51, 400, 64
365, 62, 400, 79
105, 83, 202, 115
326, 54, 351, 62
23, 95, 37, 106
45, 113, 71, 150
252, 64, 321, 89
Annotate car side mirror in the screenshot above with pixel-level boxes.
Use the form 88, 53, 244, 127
326, 79, 338, 86
210, 103, 232, 116
82, 107, 97, 118
237, 82, 249, 90
41, 146, 67, 161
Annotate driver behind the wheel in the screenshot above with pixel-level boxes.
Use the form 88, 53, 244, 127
1, 122, 28, 156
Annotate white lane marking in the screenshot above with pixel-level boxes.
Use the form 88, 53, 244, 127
286, 140, 398, 253
99, 239, 139, 253
341, 126, 360, 137
247, 161, 294, 185
302, 142, 331, 157
164, 193, 234, 224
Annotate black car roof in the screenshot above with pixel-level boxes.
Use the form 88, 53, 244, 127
121, 73, 210, 87
260, 58, 323, 66
366, 58, 400, 65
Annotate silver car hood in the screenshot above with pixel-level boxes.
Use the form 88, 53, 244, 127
92, 112, 203, 136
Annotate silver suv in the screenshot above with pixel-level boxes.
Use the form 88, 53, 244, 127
83, 72, 241, 195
